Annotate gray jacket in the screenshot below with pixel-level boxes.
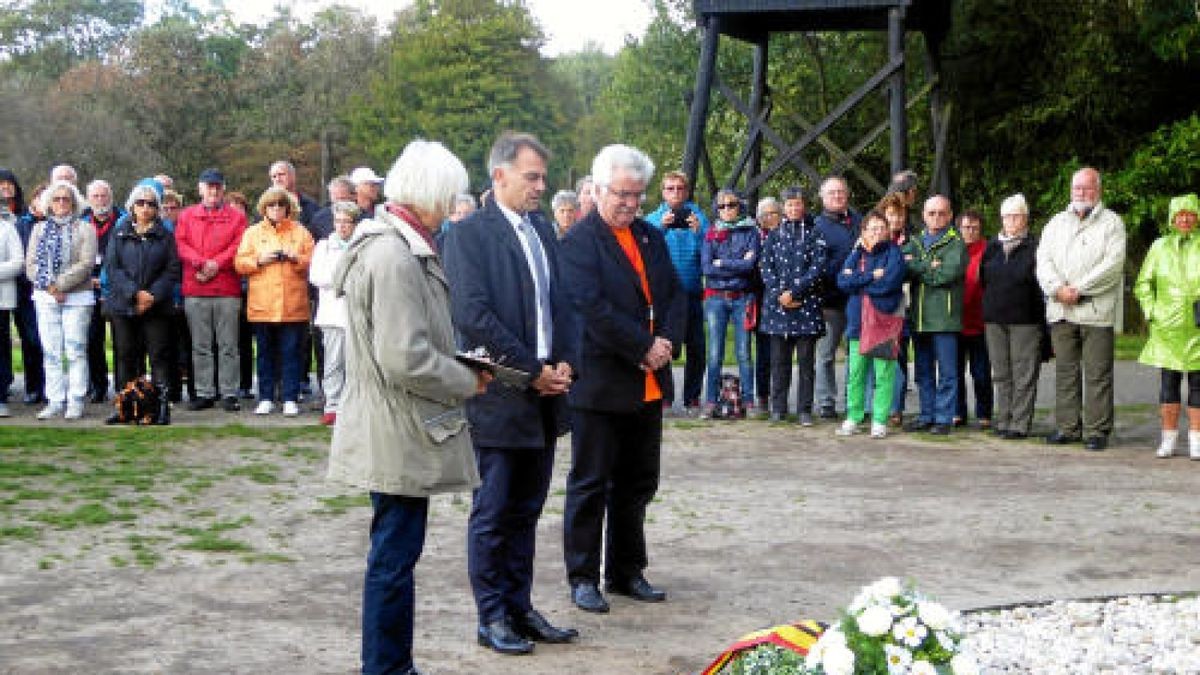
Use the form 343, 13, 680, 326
0, 216, 24, 309
326, 210, 480, 496
26, 217, 98, 295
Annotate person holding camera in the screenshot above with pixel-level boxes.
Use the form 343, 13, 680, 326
645, 171, 710, 414
235, 187, 314, 416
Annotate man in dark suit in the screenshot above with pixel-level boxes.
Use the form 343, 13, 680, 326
442, 131, 579, 656
560, 144, 683, 614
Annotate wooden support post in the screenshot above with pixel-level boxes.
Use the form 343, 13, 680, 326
746, 38, 768, 206
684, 15, 721, 191
888, 5, 907, 175
924, 30, 951, 198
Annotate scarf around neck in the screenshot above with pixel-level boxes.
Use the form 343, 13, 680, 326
35, 216, 73, 290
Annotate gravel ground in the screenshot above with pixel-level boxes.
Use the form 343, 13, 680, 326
963, 595, 1200, 674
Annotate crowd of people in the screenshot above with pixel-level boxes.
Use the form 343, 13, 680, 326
0, 161, 408, 425
3, 140, 1198, 674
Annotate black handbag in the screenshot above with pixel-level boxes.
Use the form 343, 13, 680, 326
1194, 299, 1200, 328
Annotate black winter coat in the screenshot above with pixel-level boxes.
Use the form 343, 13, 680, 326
103, 219, 181, 318
979, 234, 1045, 325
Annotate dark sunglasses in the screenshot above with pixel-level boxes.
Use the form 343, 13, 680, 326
267, 201, 289, 208
718, 202, 740, 210
134, 199, 159, 208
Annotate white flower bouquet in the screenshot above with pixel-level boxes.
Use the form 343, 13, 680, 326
803, 577, 978, 675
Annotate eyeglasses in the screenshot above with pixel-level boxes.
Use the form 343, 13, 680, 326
718, 202, 740, 210
266, 202, 289, 208
608, 189, 645, 203
134, 200, 159, 208
162, 204, 180, 211
51, 196, 72, 203
761, 211, 781, 218
924, 210, 950, 216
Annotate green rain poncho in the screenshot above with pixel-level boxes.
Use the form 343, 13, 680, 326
1135, 193, 1200, 371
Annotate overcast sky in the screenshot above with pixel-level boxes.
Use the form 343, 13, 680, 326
210, 0, 656, 56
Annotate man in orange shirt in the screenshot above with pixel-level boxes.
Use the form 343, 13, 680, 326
559, 144, 683, 614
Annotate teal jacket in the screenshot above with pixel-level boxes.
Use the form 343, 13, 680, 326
902, 227, 966, 333
1135, 194, 1200, 371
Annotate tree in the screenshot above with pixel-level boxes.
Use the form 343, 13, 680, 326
0, 0, 142, 78
551, 43, 616, 180
345, 0, 572, 191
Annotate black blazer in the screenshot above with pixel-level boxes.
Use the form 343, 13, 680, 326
103, 218, 181, 318
980, 234, 1045, 325
561, 211, 682, 413
443, 200, 577, 449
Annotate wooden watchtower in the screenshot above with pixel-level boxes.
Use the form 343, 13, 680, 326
682, 0, 953, 205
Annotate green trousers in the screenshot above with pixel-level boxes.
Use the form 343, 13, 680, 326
847, 339, 897, 425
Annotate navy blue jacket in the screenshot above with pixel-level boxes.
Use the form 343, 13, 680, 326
442, 200, 577, 449
102, 218, 181, 318
701, 218, 760, 292
560, 211, 683, 413
759, 218, 827, 337
812, 209, 862, 308
837, 239, 906, 340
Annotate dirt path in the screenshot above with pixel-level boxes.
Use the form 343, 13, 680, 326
1, 387, 1198, 674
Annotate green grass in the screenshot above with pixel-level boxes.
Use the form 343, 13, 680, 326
1114, 332, 1147, 361
314, 493, 371, 516
0, 425, 328, 568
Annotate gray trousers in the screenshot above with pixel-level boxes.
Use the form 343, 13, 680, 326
985, 323, 1042, 434
1049, 321, 1115, 438
320, 326, 345, 413
184, 296, 242, 399
814, 307, 847, 413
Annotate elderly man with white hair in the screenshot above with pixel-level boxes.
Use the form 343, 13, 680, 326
560, 143, 683, 614
1036, 167, 1126, 451
83, 179, 124, 401
327, 139, 491, 675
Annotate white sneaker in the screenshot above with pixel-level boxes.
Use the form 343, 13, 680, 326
836, 419, 859, 436
64, 401, 84, 420
0, 402, 10, 418
870, 422, 888, 439
254, 401, 274, 415
282, 401, 300, 417
1190, 431, 1200, 460
37, 404, 64, 420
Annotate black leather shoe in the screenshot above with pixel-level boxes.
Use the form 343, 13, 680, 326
1045, 431, 1082, 445
571, 583, 610, 613
1084, 436, 1108, 451
512, 609, 578, 643
222, 396, 241, 412
476, 618, 533, 655
606, 576, 666, 602
22, 393, 45, 406
818, 408, 838, 420
1003, 431, 1027, 440
187, 397, 214, 411
88, 391, 107, 404
105, 411, 123, 425
904, 419, 933, 432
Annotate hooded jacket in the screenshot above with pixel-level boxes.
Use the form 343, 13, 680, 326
1135, 194, 1200, 372
902, 226, 967, 333
102, 216, 180, 317
838, 238, 907, 340
702, 216, 760, 293
326, 211, 479, 496
759, 218, 827, 337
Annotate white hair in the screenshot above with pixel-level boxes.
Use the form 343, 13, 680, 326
50, 164, 77, 184
756, 196, 780, 215
591, 144, 655, 194
552, 190, 579, 210
383, 140, 469, 218
85, 179, 111, 197
1000, 193, 1029, 216
41, 180, 86, 218
124, 184, 160, 213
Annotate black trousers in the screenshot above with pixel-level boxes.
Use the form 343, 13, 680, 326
110, 311, 172, 389
14, 291, 44, 398
467, 411, 557, 624
770, 334, 818, 416
87, 302, 110, 395
563, 403, 662, 586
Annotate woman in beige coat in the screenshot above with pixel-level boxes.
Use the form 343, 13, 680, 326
327, 140, 488, 675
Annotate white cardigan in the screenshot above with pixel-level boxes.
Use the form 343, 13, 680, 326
308, 236, 349, 329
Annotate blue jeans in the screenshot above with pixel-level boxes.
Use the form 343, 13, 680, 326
253, 321, 306, 403
704, 293, 754, 405
362, 493, 428, 674
913, 332, 958, 425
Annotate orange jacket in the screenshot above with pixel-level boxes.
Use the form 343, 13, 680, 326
235, 218, 314, 323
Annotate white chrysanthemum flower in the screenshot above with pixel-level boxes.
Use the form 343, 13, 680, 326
910, 659, 938, 675
857, 605, 894, 637
918, 601, 951, 630
951, 653, 980, 675
823, 644, 856, 675
884, 644, 913, 675
892, 616, 928, 647
934, 629, 957, 650
890, 602, 909, 617
871, 576, 902, 599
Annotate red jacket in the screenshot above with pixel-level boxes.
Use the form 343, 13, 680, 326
961, 238, 987, 336
175, 202, 248, 297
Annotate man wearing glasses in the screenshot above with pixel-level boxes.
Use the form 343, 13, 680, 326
644, 171, 709, 415
812, 176, 862, 419
901, 195, 966, 435
174, 169, 247, 412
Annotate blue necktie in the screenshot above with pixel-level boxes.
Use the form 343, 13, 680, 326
520, 217, 553, 355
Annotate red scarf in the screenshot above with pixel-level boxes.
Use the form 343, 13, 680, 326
385, 203, 437, 252
91, 210, 117, 239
